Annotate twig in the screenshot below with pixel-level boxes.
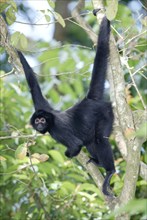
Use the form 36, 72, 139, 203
34, 193, 51, 220
126, 30, 147, 45
14, 11, 91, 26
0, 133, 47, 140
132, 64, 147, 78
0, 68, 15, 78
111, 25, 124, 40
71, 0, 97, 43
138, 0, 147, 10
126, 61, 146, 109
0, 16, 24, 74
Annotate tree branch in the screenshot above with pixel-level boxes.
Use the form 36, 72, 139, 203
0, 16, 24, 74
71, 0, 97, 43
77, 151, 117, 209
0, 133, 47, 140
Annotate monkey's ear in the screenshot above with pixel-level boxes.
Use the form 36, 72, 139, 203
17, 51, 53, 112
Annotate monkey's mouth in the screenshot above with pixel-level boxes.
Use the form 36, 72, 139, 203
36, 124, 45, 132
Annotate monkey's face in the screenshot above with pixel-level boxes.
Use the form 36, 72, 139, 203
30, 110, 53, 134
33, 117, 48, 133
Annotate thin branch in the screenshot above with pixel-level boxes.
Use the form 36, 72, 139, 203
0, 16, 24, 74
71, 0, 97, 43
126, 30, 147, 45
14, 11, 91, 26
33, 193, 51, 220
0, 68, 15, 78
138, 0, 147, 10
126, 61, 146, 109
132, 64, 147, 78
67, 17, 95, 34
111, 25, 124, 40
0, 133, 47, 140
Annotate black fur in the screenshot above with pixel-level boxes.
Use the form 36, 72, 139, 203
17, 17, 115, 196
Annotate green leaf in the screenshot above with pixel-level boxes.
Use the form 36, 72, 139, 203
47, 0, 55, 9
48, 150, 64, 164
10, 31, 20, 46
9, 0, 17, 11
142, 16, 147, 26
136, 123, 147, 138
20, 33, 28, 50
0, 3, 9, 13
108, 199, 147, 218
0, 156, 6, 161
73, 80, 84, 96
40, 10, 45, 14
15, 144, 27, 160
31, 153, 49, 162
45, 14, 51, 22
106, 0, 118, 21
54, 12, 65, 28
78, 191, 96, 201
50, 181, 62, 190
49, 90, 60, 103
79, 183, 102, 198
123, 199, 147, 214
58, 83, 76, 98
6, 6, 16, 25
10, 83, 22, 95
0, 46, 5, 53
62, 181, 75, 192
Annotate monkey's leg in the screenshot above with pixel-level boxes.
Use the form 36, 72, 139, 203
65, 145, 82, 158
86, 143, 103, 166
86, 157, 103, 167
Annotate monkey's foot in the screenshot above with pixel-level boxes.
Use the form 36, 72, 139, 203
86, 157, 103, 167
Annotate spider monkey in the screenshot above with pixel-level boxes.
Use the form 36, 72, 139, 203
17, 15, 115, 196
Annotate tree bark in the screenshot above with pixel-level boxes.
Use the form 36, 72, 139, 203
54, 0, 71, 41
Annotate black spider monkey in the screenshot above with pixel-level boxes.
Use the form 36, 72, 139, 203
17, 14, 115, 196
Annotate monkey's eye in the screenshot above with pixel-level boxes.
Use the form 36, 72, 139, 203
40, 118, 46, 123
35, 118, 40, 124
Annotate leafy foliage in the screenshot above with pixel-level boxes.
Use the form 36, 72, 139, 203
0, 1, 146, 220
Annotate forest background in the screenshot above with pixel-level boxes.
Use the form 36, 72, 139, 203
0, 0, 147, 220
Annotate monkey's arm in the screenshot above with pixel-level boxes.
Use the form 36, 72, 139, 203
87, 17, 110, 101
17, 51, 52, 111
